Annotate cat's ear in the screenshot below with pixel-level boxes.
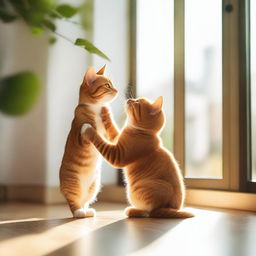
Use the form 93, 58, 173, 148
150, 96, 163, 115
83, 67, 97, 86
96, 64, 106, 75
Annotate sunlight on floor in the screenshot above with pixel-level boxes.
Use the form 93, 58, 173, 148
0, 203, 255, 256
0, 206, 125, 256
0, 218, 43, 225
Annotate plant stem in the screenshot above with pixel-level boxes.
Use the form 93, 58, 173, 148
62, 18, 84, 27
49, 29, 74, 44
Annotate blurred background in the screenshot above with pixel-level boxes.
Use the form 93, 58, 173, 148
0, 0, 255, 203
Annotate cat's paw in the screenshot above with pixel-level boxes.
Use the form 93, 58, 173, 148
101, 106, 110, 116
73, 208, 87, 218
81, 123, 92, 135
73, 208, 95, 218
101, 107, 111, 122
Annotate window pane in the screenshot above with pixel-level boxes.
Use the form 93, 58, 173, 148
137, 0, 174, 150
185, 0, 222, 178
251, 0, 256, 181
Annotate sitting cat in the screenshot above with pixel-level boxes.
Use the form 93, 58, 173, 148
82, 96, 194, 218
60, 65, 119, 218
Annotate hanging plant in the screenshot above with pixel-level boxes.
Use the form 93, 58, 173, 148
0, 0, 109, 116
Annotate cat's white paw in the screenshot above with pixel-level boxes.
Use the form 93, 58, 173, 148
81, 123, 92, 135
73, 208, 95, 218
73, 208, 87, 218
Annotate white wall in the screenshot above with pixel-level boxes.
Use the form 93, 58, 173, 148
93, 0, 129, 184
0, 21, 48, 185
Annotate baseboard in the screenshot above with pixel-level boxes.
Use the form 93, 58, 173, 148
97, 185, 127, 203
44, 186, 66, 204
0, 185, 6, 201
4, 185, 255, 212
0, 185, 125, 204
1, 185, 65, 204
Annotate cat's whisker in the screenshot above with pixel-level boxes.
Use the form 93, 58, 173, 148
129, 85, 136, 99
131, 90, 135, 99
124, 85, 136, 100
127, 91, 132, 99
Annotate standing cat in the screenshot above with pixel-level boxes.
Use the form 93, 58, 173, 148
83, 96, 194, 218
60, 65, 119, 218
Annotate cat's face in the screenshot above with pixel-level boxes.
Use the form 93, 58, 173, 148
126, 96, 164, 132
79, 65, 118, 105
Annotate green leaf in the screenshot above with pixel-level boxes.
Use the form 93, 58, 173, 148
49, 37, 57, 44
0, 10, 17, 23
31, 26, 43, 35
30, 0, 56, 11
56, 4, 78, 18
42, 19, 56, 31
0, 72, 41, 116
75, 38, 110, 61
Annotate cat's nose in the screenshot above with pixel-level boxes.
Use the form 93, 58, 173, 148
127, 99, 133, 104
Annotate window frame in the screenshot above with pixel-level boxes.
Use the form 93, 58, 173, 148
239, 0, 256, 193
118, 0, 137, 186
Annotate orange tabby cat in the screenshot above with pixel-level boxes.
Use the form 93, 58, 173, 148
59, 65, 118, 218
83, 96, 194, 218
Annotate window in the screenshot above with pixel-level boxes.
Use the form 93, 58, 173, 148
184, 0, 222, 179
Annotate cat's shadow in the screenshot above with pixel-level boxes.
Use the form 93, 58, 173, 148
48, 217, 183, 256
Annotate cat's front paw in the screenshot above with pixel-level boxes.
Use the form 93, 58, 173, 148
81, 124, 96, 141
101, 107, 111, 123
101, 106, 110, 116
81, 123, 92, 135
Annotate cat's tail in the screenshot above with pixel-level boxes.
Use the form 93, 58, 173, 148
150, 208, 194, 218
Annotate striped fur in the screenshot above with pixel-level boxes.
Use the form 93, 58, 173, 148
59, 66, 118, 217
84, 96, 194, 218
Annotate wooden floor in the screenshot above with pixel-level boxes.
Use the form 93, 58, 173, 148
0, 202, 256, 256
